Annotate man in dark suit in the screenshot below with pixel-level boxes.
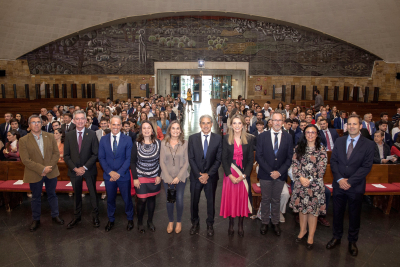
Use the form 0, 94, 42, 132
257, 113, 293, 236
295, 120, 307, 145
188, 114, 222, 237
10, 118, 27, 137
87, 110, 99, 127
377, 120, 393, 148
64, 110, 100, 229
166, 105, 177, 121
334, 111, 347, 130
250, 112, 267, 134
376, 112, 393, 134
327, 115, 374, 256
41, 115, 54, 133
61, 113, 76, 133
319, 118, 339, 151
282, 118, 295, 144
121, 121, 137, 142
373, 130, 396, 164
98, 116, 134, 232
86, 116, 99, 131
291, 119, 301, 134
0, 112, 13, 143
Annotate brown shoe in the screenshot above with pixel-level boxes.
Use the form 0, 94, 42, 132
175, 222, 182, 234
167, 222, 174, 234
318, 217, 330, 227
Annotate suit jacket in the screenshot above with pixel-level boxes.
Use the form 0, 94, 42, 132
63, 128, 99, 177
122, 131, 137, 143
256, 130, 294, 181
188, 132, 222, 180
330, 135, 374, 194
96, 129, 107, 142
0, 122, 10, 143
384, 132, 393, 148
362, 121, 376, 136
169, 111, 177, 121
334, 117, 347, 129
250, 120, 267, 135
282, 127, 295, 144
42, 123, 54, 133
92, 117, 99, 127
373, 143, 391, 164
295, 131, 303, 145
88, 124, 99, 131
98, 133, 133, 181
222, 134, 255, 178
17, 128, 28, 137
319, 128, 339, 148
61, 123, 76, 133
19, 132, 60, 183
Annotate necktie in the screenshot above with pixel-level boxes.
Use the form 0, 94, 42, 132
78, 132, 82, 153
113, 136, 118, 156
367, 123, 371, 135
203, 135, 209, 159
341, 119, 343, 130
5, 123, 9, 132
66, 124, 69, 132
347, 139, 354, 160
325, 131, 331, 151
274, 133, 279, 156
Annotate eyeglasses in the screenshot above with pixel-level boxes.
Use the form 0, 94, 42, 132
30, 121, 41, 125
305, 131, 317, 135
272, 119, 283, 122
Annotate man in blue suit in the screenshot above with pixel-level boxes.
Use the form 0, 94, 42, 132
257, 113, 293, 236
250, 112, 267, 134
362, 113, 375, 137
295, 121, 307, 145
319, 119, 339, 151
334, 111, 347, 130
326, 115, 374, 257
98, 116, 134, 232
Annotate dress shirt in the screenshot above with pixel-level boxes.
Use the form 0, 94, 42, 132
270, 129, 282, 149
323, 129, 334, 150
110, 132, 121, 151
377, 144, 384, 160
201, 131, 211, 150
147, 112, 154, 118
285, 109, 290, 118
66, 122, 72, 131
33, 132, 44, 158
76, 128, 88, 169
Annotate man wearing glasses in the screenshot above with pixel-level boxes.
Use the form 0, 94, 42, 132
256, 113, 293, 237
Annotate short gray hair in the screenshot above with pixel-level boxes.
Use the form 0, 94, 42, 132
28, 115, 42, 124
73, 110, 86, 119
199, 114, 213, 124
111, 115, 122, 123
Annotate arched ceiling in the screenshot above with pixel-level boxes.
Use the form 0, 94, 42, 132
0, 0, 399, 62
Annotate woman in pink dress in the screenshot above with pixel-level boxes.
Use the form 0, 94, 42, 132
220, 114, 255, 237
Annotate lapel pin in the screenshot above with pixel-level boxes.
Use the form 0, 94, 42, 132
86, 133, 88, 135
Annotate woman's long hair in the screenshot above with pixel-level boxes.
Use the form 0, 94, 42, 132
54, 128, 65, 143
295, 124, 321, 160
136, 120, 156, 144
164, 120, 185, 144
159, 111, 168, 131
229, 108, 238, 119
227, 114, 248, 145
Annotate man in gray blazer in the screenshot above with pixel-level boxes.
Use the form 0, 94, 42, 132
96, 117, 109, 142
64, 110, 100, 229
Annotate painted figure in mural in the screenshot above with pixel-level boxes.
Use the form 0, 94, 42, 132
138, 29, 146, 64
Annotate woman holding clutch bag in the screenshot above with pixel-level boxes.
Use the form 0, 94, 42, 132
289, 124, 327, 250
159, 121, 189, 234
220, 114, 255, 237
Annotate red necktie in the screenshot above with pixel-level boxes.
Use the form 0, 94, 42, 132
367, 123, 371, 135
325, 131, 331, 151
78, 132, 82, 153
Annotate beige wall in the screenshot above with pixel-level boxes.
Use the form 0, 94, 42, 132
1, 60, 400, 102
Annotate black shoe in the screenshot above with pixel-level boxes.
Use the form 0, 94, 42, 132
306, 242, 314, 250
105, 221, 114, 232
147, 221, 156, 232
67, 218, 81, 229
272, 223, 281, 236
260, 223, 268, 235
190, 224, 200, 235
30, 220, 40, 232
326, 238, 341, 249
348, 242, 358, 256
138, 224, 145, 234
93, 217, 100, 228
207, 225, 214, 237
228, 229, 234, 236
127, 220, 134, 231
296, 232, 308, 243
238, 229, 244, 238
52, 216, 64, 225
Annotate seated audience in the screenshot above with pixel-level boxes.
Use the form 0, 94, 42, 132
53, 129, 64, 162
3, 129, 21, 161
373, 130, 396, 164
10, 118, 27, 137
333, 111, 347, 130
319, 118, 339, 151
392, 120, 400, 140
390, 134, 400, 157
149, 117, 164, 141
157, 111, 170, 135
377, 120, 393, 148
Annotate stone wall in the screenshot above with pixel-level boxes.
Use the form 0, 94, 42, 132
1, 60, 399, 102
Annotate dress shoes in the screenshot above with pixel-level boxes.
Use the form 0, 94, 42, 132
238, 229, 244, 238
93, 217, 100, 228
30, 220, 40, 232
317, 217, 330, 227
127, 220, 134, 231
207, 225, 214, 237
67, 218, 81, 229
138, 224, 145, 233
326, 238, 341, 249
306, 242, 314, 250
348, 242, 358, 256
105, 221, 114, 232
147, 221, 156, 232
272, 223, 281, 236
52, 216, 65, 225
296, 232, 308, 243
189, 224, 200, 235
260, 223, 268, 235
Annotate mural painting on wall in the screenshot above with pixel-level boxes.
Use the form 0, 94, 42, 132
23, 16, 379, 77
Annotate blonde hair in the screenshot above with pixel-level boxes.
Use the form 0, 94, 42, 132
227, 114, 248, 145
148, 117, 159, 134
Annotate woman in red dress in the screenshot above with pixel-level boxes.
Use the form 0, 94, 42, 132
220, 114, 255, 237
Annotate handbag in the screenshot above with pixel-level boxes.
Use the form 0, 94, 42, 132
167, 184, 177, 203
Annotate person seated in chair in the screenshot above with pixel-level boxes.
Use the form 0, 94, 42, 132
373, 130, 396, 164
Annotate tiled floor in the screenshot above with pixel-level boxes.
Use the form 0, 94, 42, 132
1, 101, 400, 267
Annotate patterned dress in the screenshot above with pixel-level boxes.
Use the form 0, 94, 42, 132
289, 146, 327, 216
134, 140, 161, 198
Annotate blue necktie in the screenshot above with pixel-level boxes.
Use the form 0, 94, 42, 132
274, 133, 279, 156
113, 135, 117, 156
341, 119, 344, 130
203, 135, 209, 159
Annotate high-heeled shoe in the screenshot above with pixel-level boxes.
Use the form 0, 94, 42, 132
147, 221, 156, 232
167, 222, 174, 234
175, 222, 182, 234
296, 232, 308, 243
306, 242, 314, 250
238, 217, 244, 238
